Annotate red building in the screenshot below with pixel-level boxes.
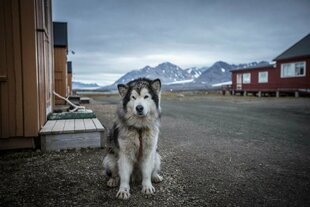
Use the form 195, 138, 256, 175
231, 33, 310, 97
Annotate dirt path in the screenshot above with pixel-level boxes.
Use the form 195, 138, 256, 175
1, 95, 310, 206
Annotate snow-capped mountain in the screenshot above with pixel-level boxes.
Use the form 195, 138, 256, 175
114, 62, 195, 85
72, 81, 100, 89
194, 61, 234, 85
194, 61, 270, 85
100, 60, 270, 91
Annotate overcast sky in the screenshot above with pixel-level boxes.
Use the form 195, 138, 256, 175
52, 0, 310, 86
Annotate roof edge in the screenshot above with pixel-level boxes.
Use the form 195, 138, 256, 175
231, 64, 275, 72
273, 33, 310, 61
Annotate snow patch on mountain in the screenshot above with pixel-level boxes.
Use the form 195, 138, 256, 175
166, 79, 194, 85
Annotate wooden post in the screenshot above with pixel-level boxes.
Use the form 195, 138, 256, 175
295, 91, 299, 98
258, 91, 261, 97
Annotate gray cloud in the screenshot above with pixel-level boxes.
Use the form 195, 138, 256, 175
52, 0, 310, 85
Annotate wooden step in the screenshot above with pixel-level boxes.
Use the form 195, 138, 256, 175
40, 118, 105, 151
80, 97, 90, 104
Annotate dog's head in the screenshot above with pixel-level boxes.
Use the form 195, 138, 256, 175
117, 78, 161, 119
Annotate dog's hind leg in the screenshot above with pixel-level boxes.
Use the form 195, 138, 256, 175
107, 177, 119, 188
151, 152, 163, 183
103, 153, 119, 187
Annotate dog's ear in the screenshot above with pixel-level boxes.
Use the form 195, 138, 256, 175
117, 84, 128, 98
151, 79, 161, 93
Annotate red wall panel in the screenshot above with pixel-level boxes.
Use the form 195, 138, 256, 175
231, 56, 310, 91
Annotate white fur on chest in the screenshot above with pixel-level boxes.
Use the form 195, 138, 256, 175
118, 125, 159, 162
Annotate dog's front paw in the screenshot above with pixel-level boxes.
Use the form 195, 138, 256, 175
116, 187, 130, 200
141, 183, 155, 194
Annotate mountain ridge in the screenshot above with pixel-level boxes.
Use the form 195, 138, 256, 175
100, 60, 270, 90
72, 81, 100, 89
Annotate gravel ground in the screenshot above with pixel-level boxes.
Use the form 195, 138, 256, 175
1, 94, 310, 206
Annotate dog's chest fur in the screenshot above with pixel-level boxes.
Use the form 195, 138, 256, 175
119, 126, 157, 162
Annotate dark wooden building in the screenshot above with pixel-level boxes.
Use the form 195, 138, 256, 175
53, 22, 68, 104
67, 61, 73, 95
231, 33, 310, 97
0, 0, 54, 149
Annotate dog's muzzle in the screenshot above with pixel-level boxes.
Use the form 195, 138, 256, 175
136, 105, 144, 116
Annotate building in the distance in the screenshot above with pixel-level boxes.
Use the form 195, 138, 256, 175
53, 22, 68, 104
67, 61, 73, 95
231, 33, 310, 97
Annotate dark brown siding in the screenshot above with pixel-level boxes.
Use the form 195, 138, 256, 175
35, 0, 54, 127
232, 66, 275, 91
20, 0, 40, 137
232, 57, 310, 92
0, 0, 54, 149
272, 57, 310, 89
54, 47, 67, 105
0, 0, 26, 138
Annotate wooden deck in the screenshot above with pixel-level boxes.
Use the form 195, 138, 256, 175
40, 118, 105, 151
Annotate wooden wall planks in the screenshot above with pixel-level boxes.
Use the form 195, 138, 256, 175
0, 0, 54, 149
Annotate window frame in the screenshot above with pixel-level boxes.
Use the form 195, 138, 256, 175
281, 61, 306, 78
258, 71, 268, 83
242, 73, 251, 84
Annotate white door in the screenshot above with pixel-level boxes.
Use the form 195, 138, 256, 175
237, 74, 242, 90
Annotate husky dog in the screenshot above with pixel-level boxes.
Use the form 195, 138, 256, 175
103, 78, 163, 200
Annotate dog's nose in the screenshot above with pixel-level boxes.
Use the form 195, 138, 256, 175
136, 105, 144, 113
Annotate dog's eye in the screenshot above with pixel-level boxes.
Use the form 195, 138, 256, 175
131, 96, 136, 100
144, 95, 149, 99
